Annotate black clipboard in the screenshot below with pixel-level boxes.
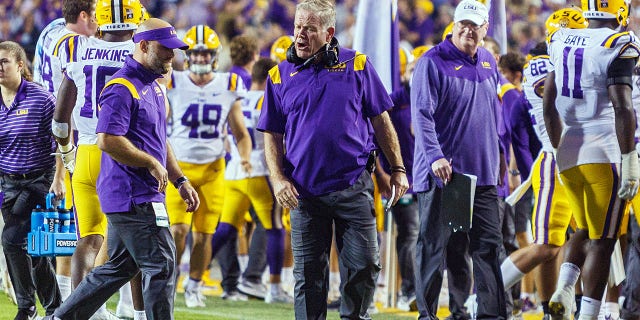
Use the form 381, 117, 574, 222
440, 172, 477, 232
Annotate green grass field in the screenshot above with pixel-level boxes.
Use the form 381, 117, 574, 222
0, 291, 416, 320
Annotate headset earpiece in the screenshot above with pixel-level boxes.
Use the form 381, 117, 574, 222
286, 37, 340, 69
286, 42, 304, 65
321, 37, 340, 67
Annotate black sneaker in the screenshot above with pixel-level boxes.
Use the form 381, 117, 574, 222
327, 299, 341, 310
14, 306, 37, 320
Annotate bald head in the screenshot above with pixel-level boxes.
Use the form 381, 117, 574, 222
137, 18, 172, 33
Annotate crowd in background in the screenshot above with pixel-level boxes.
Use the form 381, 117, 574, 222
7, 0, 640, 73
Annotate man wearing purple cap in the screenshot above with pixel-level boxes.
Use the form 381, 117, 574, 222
45, 18, 200, 320
411, 0, 507, 319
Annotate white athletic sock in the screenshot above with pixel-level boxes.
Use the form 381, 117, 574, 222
134, 310, 147, 320
238, 255, 249, 272
601, 302, 620, 318
270, 283, 281, 296
118, 282, 133, 307
500, 257, 525, 290
330, 272, 340, 288
56, 275, 71, 301
579, 296, 601, 318
185, 278, 200, 292
282, 267, 293, 284
557, 262, 581, 289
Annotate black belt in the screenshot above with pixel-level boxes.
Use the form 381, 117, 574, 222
1, 170, 47, 180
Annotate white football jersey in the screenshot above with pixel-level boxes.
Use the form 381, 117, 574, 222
167, 71, 246, 164
65, 38, 134, 145
32, 18, 75, 95
548, 28, 640, 171
632, 71, 640, 155
522, 54, 553, 152
225, 90, 269, 180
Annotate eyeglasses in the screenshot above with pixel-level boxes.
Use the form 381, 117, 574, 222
456, 21, 486, 31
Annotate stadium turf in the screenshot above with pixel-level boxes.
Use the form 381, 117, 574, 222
0, 291, 547, 319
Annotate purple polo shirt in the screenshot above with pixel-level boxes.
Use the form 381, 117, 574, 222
411, 37, 500, 191
510, 95, 541, 180
257, 48, 393, 197
95, 56, 166, 213
381, 85, 414, 193
497, 77, 521, 197
229, 65, 251, 89
0, 79, 56, 174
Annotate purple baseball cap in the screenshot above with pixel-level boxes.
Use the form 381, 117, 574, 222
133, 26, 189, 50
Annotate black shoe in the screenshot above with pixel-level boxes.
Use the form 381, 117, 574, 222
327, 299, 341, 310
14, 306, 37, 320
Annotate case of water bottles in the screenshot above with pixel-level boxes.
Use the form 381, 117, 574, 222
27, 193, 77, 257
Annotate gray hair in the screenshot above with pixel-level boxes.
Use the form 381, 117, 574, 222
296, 0, 336, 29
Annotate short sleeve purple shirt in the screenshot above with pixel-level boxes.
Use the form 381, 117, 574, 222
0, 79, 57, 174
95, 56, 167, 213
257, 48, 393, 196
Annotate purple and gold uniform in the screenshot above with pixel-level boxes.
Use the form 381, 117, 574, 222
64, 37, 134, 238
33, 18, 75, 96
512, 54, 572, 246
548, 28, 640, 239
223, 91, 275, 229
220, 89, 285, 278
166, 70, 245, 234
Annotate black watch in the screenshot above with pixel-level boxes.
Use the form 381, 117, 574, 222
173, 176, 189, 189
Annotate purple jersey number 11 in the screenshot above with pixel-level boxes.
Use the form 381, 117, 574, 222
561, 47, 584, 99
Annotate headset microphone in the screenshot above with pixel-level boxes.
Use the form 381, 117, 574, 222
287, 37, 340, 70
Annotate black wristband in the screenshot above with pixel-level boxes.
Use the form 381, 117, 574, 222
173, 176, 189, 189
509, 169, 520, 176
390, 166, 406, 173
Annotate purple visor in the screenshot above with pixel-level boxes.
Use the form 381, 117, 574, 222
133, 27, 189, 50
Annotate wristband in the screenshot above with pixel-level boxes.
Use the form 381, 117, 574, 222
173, 176, 189, 189
59, 143, 74, 153
509, 169, 520, 176
390, 166, 406, 173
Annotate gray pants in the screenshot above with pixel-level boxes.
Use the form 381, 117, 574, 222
391, 199, 418, 297
55, 203, 176, 320
291, 170, 380, 320
622, 216, 640, 320
242, 208, 267, 284
415, 179, 506, 320
1, 171, 61, 315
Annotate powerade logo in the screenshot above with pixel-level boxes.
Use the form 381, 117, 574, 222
56, 240, 77, 247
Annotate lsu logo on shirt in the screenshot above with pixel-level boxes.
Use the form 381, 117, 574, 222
16, 109, 29, 115
482, 61, 492, 69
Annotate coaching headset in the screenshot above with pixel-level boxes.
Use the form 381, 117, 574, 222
286, 37, 340, 70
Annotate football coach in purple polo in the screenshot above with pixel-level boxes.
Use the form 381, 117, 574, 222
256, 0, 409, 319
